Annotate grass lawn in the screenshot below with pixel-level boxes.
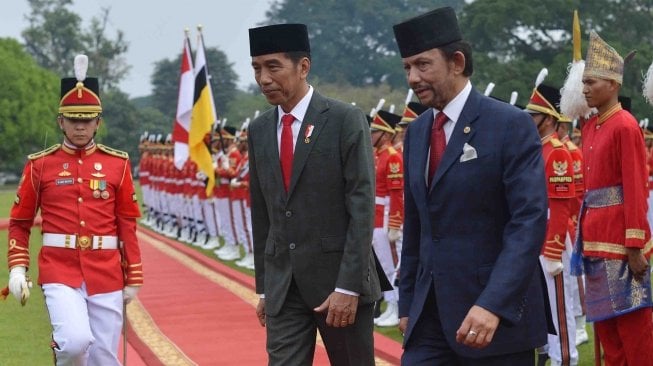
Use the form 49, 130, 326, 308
0, 185, 647, 365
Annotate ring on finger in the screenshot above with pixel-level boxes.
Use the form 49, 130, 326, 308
468, 330, 478, 337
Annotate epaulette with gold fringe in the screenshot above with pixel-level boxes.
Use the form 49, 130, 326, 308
28, 144, 60, 160
550, 138, 563, 148
97, 144, 129, 159
565, 140, 578, 151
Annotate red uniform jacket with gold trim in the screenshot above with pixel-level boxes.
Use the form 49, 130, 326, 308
561, 135, 584, 240
8, 143, 143, 295
580, 106, 653, 259
541, 133, 575, 261
374, 145, 404, 230
232, 151, 249, 203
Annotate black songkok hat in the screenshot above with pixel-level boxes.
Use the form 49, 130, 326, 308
249, 24, 311, 56
393, 7, 462, 58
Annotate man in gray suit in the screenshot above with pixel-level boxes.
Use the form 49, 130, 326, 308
247, 23, 381, 366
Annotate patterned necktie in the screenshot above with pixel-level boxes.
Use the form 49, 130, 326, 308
280, 113, 295, 192
428, 112, 448, 186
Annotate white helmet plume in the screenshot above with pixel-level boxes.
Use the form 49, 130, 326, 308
535, 68, 548, 87
74, 54, 88, 82
484, 82, 495, 96
643, 61, 653, 105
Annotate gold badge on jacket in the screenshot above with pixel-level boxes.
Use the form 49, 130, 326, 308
553, 160, 568, 176
58, 162, 71, 177
91, 162, 106, 177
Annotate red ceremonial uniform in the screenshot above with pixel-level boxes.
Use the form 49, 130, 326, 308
374, 145, 404, 230
8, 143, 143, 295
561, 135, 584, 239
580, 104, 653, 259
541, 133, 575, 261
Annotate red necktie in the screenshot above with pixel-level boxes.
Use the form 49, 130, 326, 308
280, 113, 295, 192
428, 112, 448, 186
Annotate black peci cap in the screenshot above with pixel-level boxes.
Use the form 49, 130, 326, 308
249, 24, 311, 57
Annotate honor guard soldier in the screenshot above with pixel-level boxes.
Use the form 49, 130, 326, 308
214, 126, 243, 260
231, 125, 255, 270
5, 55, 143, 365
556, 113, 589, 346
524, 73, 578, 366
370, 110, 404, 327
395, 102, 429, 154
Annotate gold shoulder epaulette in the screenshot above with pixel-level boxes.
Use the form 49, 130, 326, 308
388, 146, 397, 155
551, 138, 563, 148
97, 144, 129, 159
565, 140, 578, 151
28, 144, 61, 160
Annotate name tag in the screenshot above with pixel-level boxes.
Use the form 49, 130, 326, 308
56, 178, 74, 186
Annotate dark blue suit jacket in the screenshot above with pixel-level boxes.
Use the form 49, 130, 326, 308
400, 87, 548, 357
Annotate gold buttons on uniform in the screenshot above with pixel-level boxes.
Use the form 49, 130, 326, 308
78, 197, 83, 203
80, 220, 86, 227
78, 159, 83, 164
77, 178, 83, 183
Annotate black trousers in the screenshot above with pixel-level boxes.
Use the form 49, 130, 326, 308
266, 279, 375, 366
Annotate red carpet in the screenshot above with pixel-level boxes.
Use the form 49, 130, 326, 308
0, 217, 401, 365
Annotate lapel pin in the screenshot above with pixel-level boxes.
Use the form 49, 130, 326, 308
463, 126, 471, 134
304, 124, 314, 143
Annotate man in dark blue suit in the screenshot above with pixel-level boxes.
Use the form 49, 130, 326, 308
392, 7, 549, 365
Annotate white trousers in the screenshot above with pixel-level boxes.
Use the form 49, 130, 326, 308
540, 251, 578, 366
43, 283, 123, 366
232, 199, 253, 254
201, 198, 218, 237
372, 228, 398, 302
215, 197, 236, 246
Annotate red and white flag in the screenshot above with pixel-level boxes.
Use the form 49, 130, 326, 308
172, 34, 194, 170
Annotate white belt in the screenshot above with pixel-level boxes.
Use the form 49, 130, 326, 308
375, 196, 389, 206
42, 233, 118, 250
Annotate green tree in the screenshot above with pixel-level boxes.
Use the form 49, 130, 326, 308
22, 0, 130, 92
151, 46, 238, 122
459, 0, 653, 118
0, 38, 59, 173
264, 0, 465, 88
98, 90, 142, 165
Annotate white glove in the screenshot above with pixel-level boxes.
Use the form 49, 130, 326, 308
196, 171, 207, 180
9, 266, 31, 305
222, 160, 230, 170
543, 258, 564, 276
123, 286, 141, 304
230, 178, 240, 188
388, 229, 401, 242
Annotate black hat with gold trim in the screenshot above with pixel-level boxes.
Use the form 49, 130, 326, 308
371, 110, 401, 134
59, 55, 101, 119
524, 69, 561, 119
400, 102, 429, 125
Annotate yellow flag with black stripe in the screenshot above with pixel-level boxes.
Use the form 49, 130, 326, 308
190, 30, 216, 196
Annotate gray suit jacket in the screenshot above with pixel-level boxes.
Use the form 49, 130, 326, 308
249, 91, 381, 316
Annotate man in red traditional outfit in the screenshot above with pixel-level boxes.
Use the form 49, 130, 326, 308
571, 31, 653, 366
5, 55, 143, 365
